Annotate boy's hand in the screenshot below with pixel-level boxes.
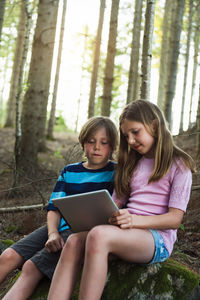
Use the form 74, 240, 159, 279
45, 231, 64, 253
109, 209, 133, 229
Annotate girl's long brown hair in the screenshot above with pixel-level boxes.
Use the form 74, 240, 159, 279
115, 100, 195, 199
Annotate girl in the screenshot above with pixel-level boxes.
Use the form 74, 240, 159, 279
48, 100, 195, 300
0, 116, 118, 300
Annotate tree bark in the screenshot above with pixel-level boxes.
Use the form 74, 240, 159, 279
101, 0, 120, 116
47, 0, 67, 139
20, 0, 59, 172
0, 0, 6, 44
4, 0, 27, 128
189, 1, 200, 126
157, 0, 173, 111
179, 0, 193, 132
140, 0, 156, 101
126, 0, 143, 104
88, 0, 106, 118
164, 0, 185, 130
196, 83, 200, 156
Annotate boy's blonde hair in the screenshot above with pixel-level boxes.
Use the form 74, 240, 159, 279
115, 100, 195, 199
79, 116, 118, 155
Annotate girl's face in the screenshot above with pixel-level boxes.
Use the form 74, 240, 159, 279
83, 127, 112, 169
121, 119, 156, 158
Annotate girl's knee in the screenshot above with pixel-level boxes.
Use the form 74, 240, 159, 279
61, 233, 84, 259
21, 260, 39, 276
86, 226, 108, 254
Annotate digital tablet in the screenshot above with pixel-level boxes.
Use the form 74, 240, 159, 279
51, 189, 119, 232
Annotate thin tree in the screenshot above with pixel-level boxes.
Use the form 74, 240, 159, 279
47, 0, 67, 139
179, 0, 194, 132
157, 0, 173, 110
13, 0, 32, 188
189, 0, 200, 126
88, 0, 106, 118
140, 0, 156, 101
4, 0, 27, 128
127, 0, 143, 104
101, 0, 120, 116
164, 0, 185, 130
196, 83, 200, 156
19, 0, 59, 172
0, 0, 6, 44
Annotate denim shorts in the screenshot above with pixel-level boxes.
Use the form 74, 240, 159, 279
147, 229, 169, 265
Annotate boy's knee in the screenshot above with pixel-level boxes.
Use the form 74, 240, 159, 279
0, 248, 22, 266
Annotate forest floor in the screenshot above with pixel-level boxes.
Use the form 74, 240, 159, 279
0, 127, 200, 293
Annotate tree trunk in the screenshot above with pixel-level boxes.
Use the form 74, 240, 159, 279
88, 0, 106, 118
179, 0, 193, 132
140, 0, 156, 101
126, 0, 143, 104
19, 0, 59, 172
189, 0, 200, 126
101, 0, 120, 116
13, 0, 32, 189
4, 1, 27, 128
164, 0, 185, 130
157, 0, 173, 111
196, 83, 200, 156
47, 0, 67, 140
0, 0, 6, 44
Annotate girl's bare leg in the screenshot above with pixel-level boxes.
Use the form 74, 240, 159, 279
79, 225, 155, 300
2, 260, 44, 300
0, 248, 24, 284
48, 231, 88, 300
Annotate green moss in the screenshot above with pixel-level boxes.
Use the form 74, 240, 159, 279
4, 225, 17, 233
0, 239, 15, 247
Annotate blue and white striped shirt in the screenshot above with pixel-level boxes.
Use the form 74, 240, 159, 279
46, 161, 116, 232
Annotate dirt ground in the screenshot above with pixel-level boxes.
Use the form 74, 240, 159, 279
0, 127, 200, 291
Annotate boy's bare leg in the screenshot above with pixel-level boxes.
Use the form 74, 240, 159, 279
48, 232, 88, 300
0, 248, 24, 284
2, 259, 44, 300
79, 225, 155, 300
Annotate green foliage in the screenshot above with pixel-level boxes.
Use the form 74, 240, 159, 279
179, 224, 185, 231
54, 114, 72, 133
4, 226, 17, 233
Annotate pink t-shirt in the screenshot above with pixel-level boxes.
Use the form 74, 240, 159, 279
112, 157, 192, 255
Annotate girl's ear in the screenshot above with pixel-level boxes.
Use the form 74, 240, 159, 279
152, 119, 158, 135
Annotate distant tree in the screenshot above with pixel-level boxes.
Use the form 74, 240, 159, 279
157, 0, 173, 111
101, 0, 120, 116
4, 1, 27, 128
164, 0, 185, 130
88, 0, 106, 118
126, 0, 143, 104
189, 0, 200, 126
179, 0, 194, 132
19, 0, 59, 172
47, 0, 67, 140
0, 0, 6, 44
196, 83, 200, 156
140, 0, 156, 100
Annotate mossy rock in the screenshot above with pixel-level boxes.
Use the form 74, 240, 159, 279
2, 258, 199, 300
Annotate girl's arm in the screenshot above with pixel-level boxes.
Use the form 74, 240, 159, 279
45, 210, 64, 252
109, 207, 184, 230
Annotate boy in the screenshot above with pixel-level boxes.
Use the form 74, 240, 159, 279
0, 116, 118, 300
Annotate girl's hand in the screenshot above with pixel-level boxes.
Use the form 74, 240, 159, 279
45, 231, 64, 253
109, 209, 133, 229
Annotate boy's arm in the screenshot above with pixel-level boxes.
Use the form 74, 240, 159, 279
45, 210, 65, 253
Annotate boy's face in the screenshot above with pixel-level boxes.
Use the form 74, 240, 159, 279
83, 127, 111, 169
